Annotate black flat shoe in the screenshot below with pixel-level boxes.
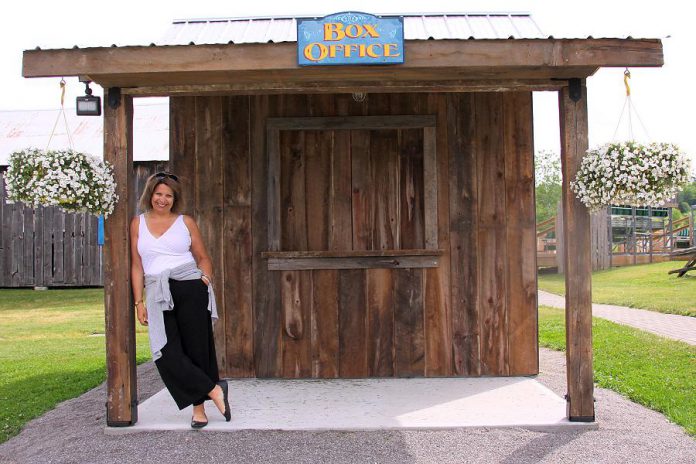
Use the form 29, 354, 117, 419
191, 418, 208, 429
217, 380, 231, 422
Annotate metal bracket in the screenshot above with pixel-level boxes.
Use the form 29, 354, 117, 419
107, 87, 122, 109
568, 78, 582, 102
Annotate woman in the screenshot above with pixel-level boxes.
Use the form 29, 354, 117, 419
130, 171, 230, 429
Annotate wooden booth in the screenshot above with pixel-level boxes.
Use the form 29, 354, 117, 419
22, 13, 663, 426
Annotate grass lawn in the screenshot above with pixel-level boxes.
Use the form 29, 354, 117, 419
0, 288, 151, 444
538, 261, 696, 317
539, 306, 696, 437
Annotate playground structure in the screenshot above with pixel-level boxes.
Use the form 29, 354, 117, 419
537, 203, 695, 271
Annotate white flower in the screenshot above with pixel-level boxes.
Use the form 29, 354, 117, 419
570, 141, 691, 212
3, 148, 119, 217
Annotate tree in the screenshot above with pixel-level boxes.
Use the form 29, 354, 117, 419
676, 180, 696, 213
535, 150, 562, 224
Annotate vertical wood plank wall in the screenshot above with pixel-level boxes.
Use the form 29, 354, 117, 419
170, 92, 537, 379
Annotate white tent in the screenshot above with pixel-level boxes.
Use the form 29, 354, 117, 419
0, 99, 169, 165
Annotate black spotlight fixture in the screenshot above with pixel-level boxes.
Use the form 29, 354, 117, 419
76, 81, 101, 116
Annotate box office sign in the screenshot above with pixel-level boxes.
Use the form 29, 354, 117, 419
297, 12, 404, 66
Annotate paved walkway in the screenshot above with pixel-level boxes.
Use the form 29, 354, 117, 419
3, 349, 695, 464
114, 377, 588, 434
538, 290, 696, 345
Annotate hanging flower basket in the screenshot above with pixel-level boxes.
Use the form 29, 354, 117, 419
570, 141, 691, 212
4, 148, 119, 217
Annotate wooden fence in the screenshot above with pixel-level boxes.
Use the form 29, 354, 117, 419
540, 204, 611, 273
0, 161, 168, 287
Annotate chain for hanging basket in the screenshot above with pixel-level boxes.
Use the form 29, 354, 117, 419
612, 68, 651, 142
46, 78, 75, 151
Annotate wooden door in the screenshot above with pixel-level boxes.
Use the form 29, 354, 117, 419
263, 115, 439, 378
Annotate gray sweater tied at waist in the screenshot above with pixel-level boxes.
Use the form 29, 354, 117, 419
144, 261, 218, 360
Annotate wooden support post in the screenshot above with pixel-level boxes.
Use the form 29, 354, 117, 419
607, 207, 613, 268
559, 80, 595, 422
648, 206, 653, 263
668, 207, 674, 254
103, 89, 137, 426
632, 207, 637, 264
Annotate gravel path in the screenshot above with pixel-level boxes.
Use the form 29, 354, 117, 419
1, 348, 694, 464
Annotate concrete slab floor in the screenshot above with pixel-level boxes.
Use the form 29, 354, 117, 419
105, 377, 597, 434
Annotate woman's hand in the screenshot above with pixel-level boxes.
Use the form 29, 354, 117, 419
136, 302, 148, 326
201, 275, 210, 286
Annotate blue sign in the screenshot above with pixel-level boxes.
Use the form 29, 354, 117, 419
98, 215, 104, 246
297, 12, 404, 66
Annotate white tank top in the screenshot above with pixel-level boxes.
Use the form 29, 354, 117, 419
137, 214, 196, 275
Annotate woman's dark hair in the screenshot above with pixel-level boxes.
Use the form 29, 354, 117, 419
138, 172, 185, 213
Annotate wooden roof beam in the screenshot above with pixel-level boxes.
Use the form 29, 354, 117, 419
23, 39, 663, 80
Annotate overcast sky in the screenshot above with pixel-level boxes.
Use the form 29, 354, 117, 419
0, 0, 692, 160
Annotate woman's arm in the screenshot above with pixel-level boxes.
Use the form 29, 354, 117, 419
183, 215, 214, 285
130, 216, 147, 325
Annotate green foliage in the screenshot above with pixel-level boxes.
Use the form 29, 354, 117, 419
0, 289, 151, 443
538, 262, 696, 317
535, 150, 562, 224
536, 182, 562, 224
539, 306, 696, 436
677, 180, 696, 213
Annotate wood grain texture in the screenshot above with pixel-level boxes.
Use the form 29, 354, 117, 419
251, 95, 282, 378
103, 90, 136, 425
351, 129, 373, 251
475, 92, 508, 376
338, 269, 368, 377
371, 129, 400, 250
267, 255, 440, 270
399, 127, 425, 250
423, 126, 438, 250
503, 92, 538, 376
24, 39, 664, 80
311, 269, 339, 378
63, 215, 75, 284
169, 97, 197, 214
122, 79, 570, 98
366, 268, 394, 376
222, 95, 254, 377
330, 129, 353, 251
394, 268, 425, 377
280, 269, 312, 377
263, 249, 444, 258
32, 208, 43, 286
0, 175, 9, 286
305, 130, 331, 252
559, 82, 595, 421
267, 115, 435, 131
424, 94, 452, 376
279, 127, 312, 377
53, 211, 64, 283
447, 93, 480, 376
195, 96, 226, 374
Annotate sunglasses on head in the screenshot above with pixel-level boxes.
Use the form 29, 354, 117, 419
154, 172, 179, 182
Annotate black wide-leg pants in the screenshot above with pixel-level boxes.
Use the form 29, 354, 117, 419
154, 278, 219, 410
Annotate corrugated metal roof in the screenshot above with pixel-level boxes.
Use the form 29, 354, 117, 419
0, 103, 168, 165
157, 13, 546, 46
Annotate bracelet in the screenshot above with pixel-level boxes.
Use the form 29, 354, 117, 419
134, 300, 144, 307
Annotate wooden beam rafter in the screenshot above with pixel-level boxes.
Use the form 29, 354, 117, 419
23, 39, 663, 90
